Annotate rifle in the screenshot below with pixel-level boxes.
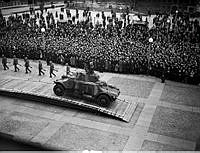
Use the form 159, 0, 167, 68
54, 69, 58, 72
18, 64, 23, 67
42, 69, 46, 71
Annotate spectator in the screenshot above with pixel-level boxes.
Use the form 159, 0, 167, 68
0, 8, 199, 85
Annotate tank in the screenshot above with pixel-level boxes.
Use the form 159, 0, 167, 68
53, 71, 120, 107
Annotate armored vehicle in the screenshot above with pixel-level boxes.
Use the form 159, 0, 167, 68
53, 71, 120, 107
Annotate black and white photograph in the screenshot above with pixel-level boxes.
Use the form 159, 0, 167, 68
0, 0, 200, 151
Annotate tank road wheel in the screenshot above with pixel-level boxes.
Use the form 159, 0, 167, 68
53, 84, 64, 96
97, 95, 111, 107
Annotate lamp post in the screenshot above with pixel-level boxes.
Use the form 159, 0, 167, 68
41, 27, 45, 33
149, 37, 153, 43
41, 27, 45, 51
167, 18, 170, 24
175, 10, 178, 30
41, 27, 45, 61
175, 10, 178, 22
167, 19, 170, 41
148, 37, 153, 74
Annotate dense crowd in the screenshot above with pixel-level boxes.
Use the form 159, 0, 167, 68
0, 7, 200, 84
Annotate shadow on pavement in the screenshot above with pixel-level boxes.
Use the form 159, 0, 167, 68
196, 137, 200, 151
0, 135, 52, 151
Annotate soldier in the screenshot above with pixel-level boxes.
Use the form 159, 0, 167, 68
119, 60, 123, 73
84, 62, 89, 74
161, 63, 166, 83
38, 60, 45, 76
161, 70, 165, 83
13, 55, 20, 72
2, 54, 9, 70
89, 61, 94, 74
46, 52, 50, 65
24, 57, 31, 74
66, 63, 70, 75
49, 61, 56, 78
59, 54, 65, 65
115, 63, 119, 72
70, 56, 75, 67
105, 59, 108, 71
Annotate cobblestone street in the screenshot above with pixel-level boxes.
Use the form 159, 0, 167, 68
0, 58, 199, 150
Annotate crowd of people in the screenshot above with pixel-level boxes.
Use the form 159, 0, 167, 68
0, 6, 200, 84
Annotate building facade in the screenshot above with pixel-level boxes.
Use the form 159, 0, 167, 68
135, 0, 198, 14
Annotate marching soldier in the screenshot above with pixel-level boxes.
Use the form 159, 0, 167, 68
2, 54, 9, 70
46, 52, 50, 65
115, 63, 119, 72
161, 70, 165, 83
60, 54, 65, 65
24, 57, 32, 74
119, 60, 123, 73
66, 63, 70, 75
13, 55, 20, 72
89, 61, 94, 74
38, 60, 45, 76
105, 59, 108, 71
84, 62, 89, 74
49, 61, 57, 78
161, 63, 166, 83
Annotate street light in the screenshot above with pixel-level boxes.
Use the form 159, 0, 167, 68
41, 27, 46, 61
148, 37, 153, 75
167, 19, 170, 33
149, 37, 153, 43
41, 28, 45, 49
175, 10, 178, 30
41, 27, 45, 33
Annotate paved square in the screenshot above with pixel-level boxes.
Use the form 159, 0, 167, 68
0, 57, 200, 151
141, 140, 184, 151
160, 85, 200, 107
0, 111, 49, 140
45, 123, 129, 150
149, 106, 200, 141
108, 77, 155, 98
